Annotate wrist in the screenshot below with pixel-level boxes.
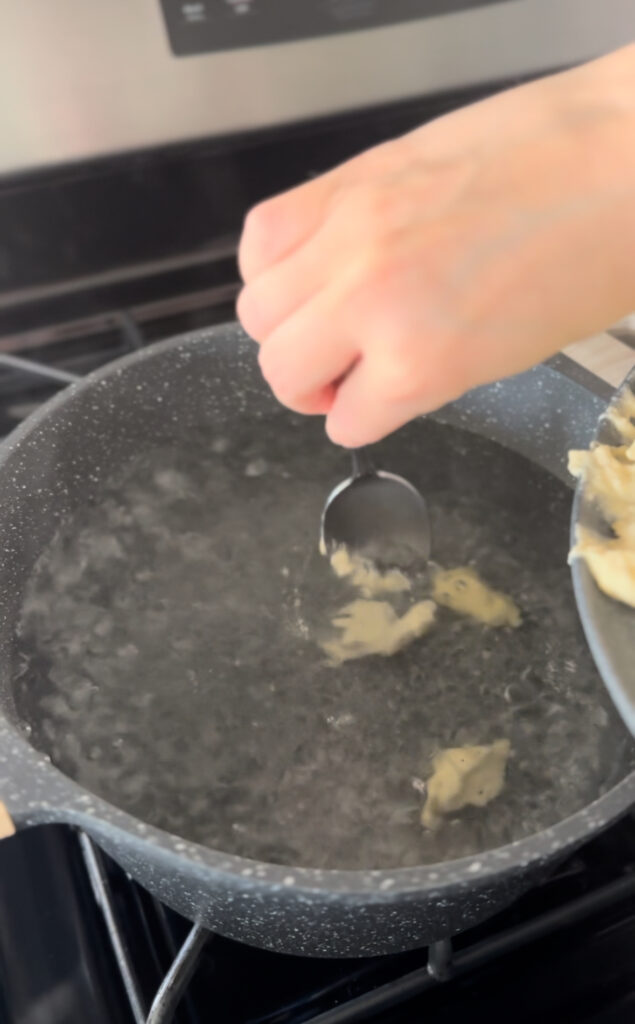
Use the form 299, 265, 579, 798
547, 44, 635, 171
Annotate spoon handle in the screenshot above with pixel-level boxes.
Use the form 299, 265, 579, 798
351, 447, 375, 478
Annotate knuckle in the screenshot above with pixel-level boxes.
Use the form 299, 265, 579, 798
257, 340, 277, 383
334, 182, 393, 237
239, 200, 282, 279
236, 286, 263, 341
258, 343, 315, 413
341, 248, 392, 313
386, 337, 463, 409
257, 342, 292, 400
243, 199, 275, 240
356, 184, 391, 230
384, 360, 423, 404
374, 332, 434, 404
355, 139, 401, 175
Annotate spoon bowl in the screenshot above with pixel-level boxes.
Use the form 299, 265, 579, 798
321, 448, 431, 570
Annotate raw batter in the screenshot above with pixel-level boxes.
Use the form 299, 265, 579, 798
321, 598, 436, 664
421, 740, 511, 829
329, 545, 411, 596
320, 539, 522, 662
569, 387, 635, 607
607, 387, 635, 445
433, 566, 522, 627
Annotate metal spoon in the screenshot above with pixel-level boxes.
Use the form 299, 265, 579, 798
321, 447, 431, 570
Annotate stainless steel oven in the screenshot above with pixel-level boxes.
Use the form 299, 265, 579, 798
0, 0, 633, 176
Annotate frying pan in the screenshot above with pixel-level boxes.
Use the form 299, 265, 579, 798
0, 324, 632, 959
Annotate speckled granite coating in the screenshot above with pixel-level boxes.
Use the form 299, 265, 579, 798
0, 325, 631, 957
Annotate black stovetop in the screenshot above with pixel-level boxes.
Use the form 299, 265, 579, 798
1, 815, 634, 1024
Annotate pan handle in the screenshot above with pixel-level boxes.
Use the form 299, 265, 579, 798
548, 329, 635, 400
546, 352, 616, 402
351, 447, 375, 477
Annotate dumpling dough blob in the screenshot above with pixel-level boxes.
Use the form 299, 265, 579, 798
422, 739, 511, 829
569, 388, 635, 608
606, 387, 635, 444
329, 545, 411, 596
433, 567, 521, 627
569, 523, 635, 607
321, 598, 436, 664
569, 443, 635, 522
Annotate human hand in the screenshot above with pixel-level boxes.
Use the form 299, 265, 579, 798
237, 45, 635, 447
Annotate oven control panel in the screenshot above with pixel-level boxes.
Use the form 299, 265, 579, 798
161, 0, 511, 56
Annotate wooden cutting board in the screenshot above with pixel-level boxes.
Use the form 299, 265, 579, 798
565, 332, 634, 388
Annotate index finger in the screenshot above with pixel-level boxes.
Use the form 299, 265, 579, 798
238, 168, 342, 283
238, 137, 410, 281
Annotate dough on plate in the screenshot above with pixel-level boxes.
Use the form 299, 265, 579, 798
569, 387, 635, 608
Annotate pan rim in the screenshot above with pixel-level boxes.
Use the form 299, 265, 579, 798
0, 325, 632, 897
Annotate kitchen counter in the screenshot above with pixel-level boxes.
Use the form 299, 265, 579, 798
566, 326, 634, 388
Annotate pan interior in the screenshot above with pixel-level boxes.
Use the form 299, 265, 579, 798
12, 392, 634, 870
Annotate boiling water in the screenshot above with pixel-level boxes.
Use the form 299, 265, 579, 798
14, 417, 632, 869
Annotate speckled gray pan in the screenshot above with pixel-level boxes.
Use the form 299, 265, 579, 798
0, 325, 631, 958
571, 366, 635, 737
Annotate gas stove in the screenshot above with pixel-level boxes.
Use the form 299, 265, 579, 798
1, 813, 635, 1023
